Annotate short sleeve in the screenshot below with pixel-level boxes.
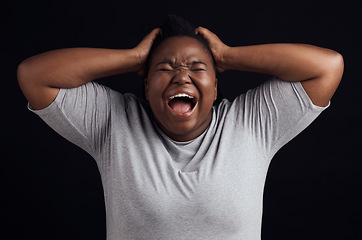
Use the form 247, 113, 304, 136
28, 82, 114, 157
233, 78, 329, 157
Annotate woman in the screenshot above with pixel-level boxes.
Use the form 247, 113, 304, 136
18, 15, 343, 240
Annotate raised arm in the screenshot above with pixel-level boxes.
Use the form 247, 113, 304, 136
17, 28, 160, 110
196, 27, 344, 107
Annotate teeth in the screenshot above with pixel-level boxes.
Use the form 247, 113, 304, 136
169, 93, 194, 100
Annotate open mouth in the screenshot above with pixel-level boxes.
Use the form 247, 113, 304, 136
167, 93, 198, 114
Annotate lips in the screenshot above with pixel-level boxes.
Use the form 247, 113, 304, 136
165, 90, 198, 116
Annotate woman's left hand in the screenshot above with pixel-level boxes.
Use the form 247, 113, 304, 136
195, 27, 229, 73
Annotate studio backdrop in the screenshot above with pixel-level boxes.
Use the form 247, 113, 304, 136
3, 1, 361, 239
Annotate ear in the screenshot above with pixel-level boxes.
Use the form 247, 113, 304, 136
144, 78, 149, 101
214, 78, 218, 101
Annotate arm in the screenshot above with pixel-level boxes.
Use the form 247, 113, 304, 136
17, 28, 160, 110
196, 27, 344, 107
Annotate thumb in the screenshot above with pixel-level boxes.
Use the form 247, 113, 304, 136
135, 28, 161, 62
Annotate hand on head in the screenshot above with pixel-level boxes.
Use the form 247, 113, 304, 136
134, 25, 229, 78
133, 28, 162, 77
194, 27, 229, 73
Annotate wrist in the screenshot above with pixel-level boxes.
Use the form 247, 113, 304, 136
217, 45, 232, 71
117, 49, 144, 73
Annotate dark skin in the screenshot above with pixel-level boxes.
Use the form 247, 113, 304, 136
145, 36, 217, 142
18, 27, 343, 142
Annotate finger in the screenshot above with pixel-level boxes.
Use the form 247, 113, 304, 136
194, 26, 207, 36
144, 28, 162, 42
195, 27, 220, 45
150, 27, 162, 37
137, 28, 161, 51
194, 26, 201, 34
195, 26, 213, 36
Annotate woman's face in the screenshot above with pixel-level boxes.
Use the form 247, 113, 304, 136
145, 36, 217, 142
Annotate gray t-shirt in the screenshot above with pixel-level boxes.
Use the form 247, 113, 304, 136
29, 78, 328, 240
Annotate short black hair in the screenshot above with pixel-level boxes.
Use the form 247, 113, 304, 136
144, 15, 216, 76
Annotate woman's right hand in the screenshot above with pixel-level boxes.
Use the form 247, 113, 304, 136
133, 28, 161, 77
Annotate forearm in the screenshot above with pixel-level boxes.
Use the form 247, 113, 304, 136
221, 43, 340, 82
17, 47, 140, 89
196, 26, 343, 107
18, 28, 160, 110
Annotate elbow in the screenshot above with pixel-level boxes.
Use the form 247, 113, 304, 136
317, 50, 344, 87
332, 51, 344, 74
327, 50, 344, 80
17, 59, 30, 88
17, 58, 33, 83
17, 58, 39, 89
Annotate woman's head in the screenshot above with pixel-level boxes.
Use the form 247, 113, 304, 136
145, 15, 216, 76
144, 15, 218, 142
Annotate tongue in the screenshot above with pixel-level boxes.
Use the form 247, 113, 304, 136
169, 99, 192, 113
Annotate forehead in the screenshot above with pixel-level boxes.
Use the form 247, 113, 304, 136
151, 36, 212, 64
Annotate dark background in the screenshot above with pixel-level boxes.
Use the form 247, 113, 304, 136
2, 0, 361, 239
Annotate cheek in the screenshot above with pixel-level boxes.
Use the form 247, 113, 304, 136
146, 75, 170, 104
147, 74, 167, 92
196, 75, 217, 98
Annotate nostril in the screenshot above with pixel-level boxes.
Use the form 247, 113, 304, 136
172, 72, 192, 84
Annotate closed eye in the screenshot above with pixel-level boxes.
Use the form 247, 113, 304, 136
190, 62, 207, 72
157, 66, 174, 72
156, 61, 173, 72
156, 64, 173, 72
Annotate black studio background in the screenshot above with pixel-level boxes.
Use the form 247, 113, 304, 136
2, 1, 361, 239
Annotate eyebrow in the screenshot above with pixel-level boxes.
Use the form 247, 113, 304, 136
156, 60, 174, 66
190, 61, 207, 66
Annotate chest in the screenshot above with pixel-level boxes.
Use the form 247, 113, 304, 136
108, 140, 266, 224
100, 124, 270, 239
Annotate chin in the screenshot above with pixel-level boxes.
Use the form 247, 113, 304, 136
159, 118, 208, 142
165, 122, 196, 136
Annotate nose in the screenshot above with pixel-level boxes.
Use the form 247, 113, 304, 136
172, 68, 191, 85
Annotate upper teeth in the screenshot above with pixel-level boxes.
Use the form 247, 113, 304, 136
169, 93, 194, 100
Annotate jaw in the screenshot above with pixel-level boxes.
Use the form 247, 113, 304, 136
156, 103, 213, 142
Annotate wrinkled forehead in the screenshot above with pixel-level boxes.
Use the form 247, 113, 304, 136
150, 36, 214, 66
